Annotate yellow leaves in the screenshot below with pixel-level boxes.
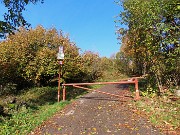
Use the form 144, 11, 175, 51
0, 26, 77, 85
98, 106, 102, 110
92, 127, 97, 131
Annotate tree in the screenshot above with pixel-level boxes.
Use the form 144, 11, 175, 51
0, 0, 43, 38
115, 51, 133, 76
81, 51, 102, 82
116, 0, 180, 93
0, 26, 105, 94
0, 26, 81, 88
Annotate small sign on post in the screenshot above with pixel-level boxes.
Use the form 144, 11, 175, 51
57, 46, 64, 62
57, 46, 64, 102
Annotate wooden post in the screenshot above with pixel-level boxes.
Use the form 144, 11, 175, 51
134, 78, 140, 100
57, 46, 64, 102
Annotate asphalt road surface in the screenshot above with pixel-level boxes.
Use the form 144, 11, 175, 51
30, 84, 163, 135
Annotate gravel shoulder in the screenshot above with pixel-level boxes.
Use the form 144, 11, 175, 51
30, 84, 163, 135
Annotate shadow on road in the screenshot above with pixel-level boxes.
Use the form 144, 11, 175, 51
80, 96, 119, 101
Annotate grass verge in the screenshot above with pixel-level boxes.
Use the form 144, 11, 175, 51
0, 86, 88, 135
130, 95, 180, 134
0, 101, 69, 135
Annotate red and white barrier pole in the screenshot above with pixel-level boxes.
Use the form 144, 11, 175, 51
134, 78, 140, 100
63, 85, 66, 101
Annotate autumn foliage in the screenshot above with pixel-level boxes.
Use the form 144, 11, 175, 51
0, 26, 105, 94
116, 0, 180, 93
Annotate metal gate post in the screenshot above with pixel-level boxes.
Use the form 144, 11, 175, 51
135, 78, 140, 100
58, 67, 61, 102
63, 85, 66, 101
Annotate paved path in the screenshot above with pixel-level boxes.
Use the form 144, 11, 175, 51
30, 84, 163, 135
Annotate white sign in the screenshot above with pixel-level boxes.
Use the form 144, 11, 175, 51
57, 46, 64, 60
57, 53, 64, 60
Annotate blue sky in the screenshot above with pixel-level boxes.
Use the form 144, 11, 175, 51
1, 0, 124, 57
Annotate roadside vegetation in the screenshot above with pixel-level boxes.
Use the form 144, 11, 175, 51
115, 0, 180, 133
116, 0, 179, 94
0, 87, 69, 135
132, 95, 180, 133
128, 80, 180, 133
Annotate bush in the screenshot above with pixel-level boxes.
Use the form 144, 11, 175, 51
0, 26, 86, 92
0, 83, 17, 96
